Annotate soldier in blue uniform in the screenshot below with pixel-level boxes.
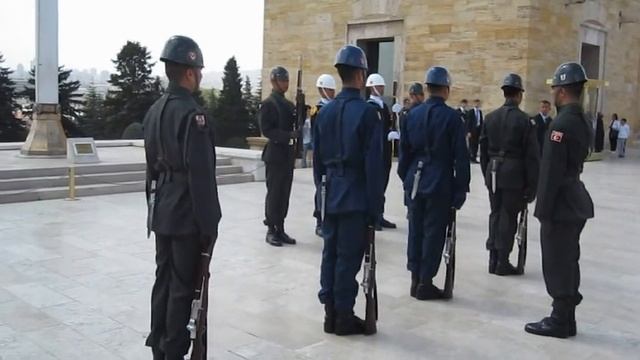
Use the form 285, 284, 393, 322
313, 45, 384, 335
525, 63, 594, 338
143, 35, 221, 360
398, 66, 470, 300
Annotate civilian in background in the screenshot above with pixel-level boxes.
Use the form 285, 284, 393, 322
609, 113, 620, 152
613, 118, 630, 158
594, 112, 604, 153
532, 100, 553, 153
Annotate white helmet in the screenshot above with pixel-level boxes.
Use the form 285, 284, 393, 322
316, 74, 336, 90
366, 73, 386, 87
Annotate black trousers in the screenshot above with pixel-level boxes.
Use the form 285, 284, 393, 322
469, 128, 481, 160
264, 158, 294, 227
146, 234, 202, 360
487, 188, 524, 254
540, 220, 586, 316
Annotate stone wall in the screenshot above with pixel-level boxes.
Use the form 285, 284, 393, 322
263, 0, 639, 133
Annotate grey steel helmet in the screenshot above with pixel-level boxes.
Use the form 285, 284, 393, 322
501, 73, 525, 92
425, 66, 451, 87
160, 35, 204, 68
409, 82, 424, 95
270, 66, 289, 81
551, 62, 587, 87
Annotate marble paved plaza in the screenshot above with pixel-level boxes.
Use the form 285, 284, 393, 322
0, 151, 639, 359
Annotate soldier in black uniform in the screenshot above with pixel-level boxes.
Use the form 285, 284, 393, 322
143, 35, 221, 360
525, 62, 594, 339
480, 73, 539, 276
260, 66, 298, 247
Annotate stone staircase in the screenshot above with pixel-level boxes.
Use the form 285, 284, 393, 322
0, 157, 253, 204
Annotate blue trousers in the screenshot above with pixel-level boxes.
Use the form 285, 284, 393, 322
407, 194, 451, 281
318, 212, 366, 312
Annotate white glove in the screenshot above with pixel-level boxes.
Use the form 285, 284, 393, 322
392, 103, 403, 114
387, 131, 400, 141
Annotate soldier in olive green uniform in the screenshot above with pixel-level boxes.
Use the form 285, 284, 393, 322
480, 73, 539, 276
260, 66, 299, 247
525, 63, 594, 339
143, 35, 221, 360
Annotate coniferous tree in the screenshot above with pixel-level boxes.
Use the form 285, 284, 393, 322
242, 76, 261, 137
213, 57, 250, 147
22, 66, 84, 137
103, 41, 162, 138
0, 54, 26, 141
77, 84, 105, 138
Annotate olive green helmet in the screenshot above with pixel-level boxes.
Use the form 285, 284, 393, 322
160, 35, 204, 68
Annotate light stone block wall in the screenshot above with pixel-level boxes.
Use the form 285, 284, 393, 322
263, 0, 639, 133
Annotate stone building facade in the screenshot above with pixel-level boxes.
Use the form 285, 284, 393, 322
263, 0, 640, 132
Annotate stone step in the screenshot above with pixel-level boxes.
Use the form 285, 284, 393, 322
0, 165, 244, 191
0, 173, 254, 204
0, 157, 233, 180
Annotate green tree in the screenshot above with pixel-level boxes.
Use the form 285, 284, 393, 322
103, 41, 162, 139
0, 54, 26, 141
22, 66, 84, 137
213, 56, 250, 148
242, 76, 261, 137
77, 84, 105, 138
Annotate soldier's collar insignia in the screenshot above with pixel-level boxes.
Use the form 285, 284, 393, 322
530, 118, 536, 126
550, 130, 563, 143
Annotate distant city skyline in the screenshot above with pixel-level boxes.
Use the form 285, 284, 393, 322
0, 0, 264, 76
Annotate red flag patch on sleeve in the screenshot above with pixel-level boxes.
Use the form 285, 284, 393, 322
550, 130, 563, 143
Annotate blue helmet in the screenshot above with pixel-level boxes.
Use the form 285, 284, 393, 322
334, 45, 368, 70
425, 66, 451, 87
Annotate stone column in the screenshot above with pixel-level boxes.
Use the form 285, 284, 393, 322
21, 0, 66, 156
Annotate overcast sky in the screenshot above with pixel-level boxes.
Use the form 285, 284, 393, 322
0, 0, 264, 73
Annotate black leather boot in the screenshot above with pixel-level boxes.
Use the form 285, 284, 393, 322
495, 251, 519, 276
488, 250, 498, 274
415, 281, 445, 300
410, 272, 419, 297
265, 226, 282, 247
524, 315, 576, 338
323, 301, 335, 334
334, 310, 366, 336
277, 225, 296, 245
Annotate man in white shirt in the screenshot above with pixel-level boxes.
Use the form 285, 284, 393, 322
613, 118, 631, 158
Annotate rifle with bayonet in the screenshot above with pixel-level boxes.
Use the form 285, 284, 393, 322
361, 225, 377, 335
515, 206, 528, 274
442, 208, 456, 299
294, 56, 306, 159
187, 237, 216, 360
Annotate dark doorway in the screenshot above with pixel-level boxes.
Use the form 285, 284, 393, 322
357, 38, 395, 101
581, 43, 600, 79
